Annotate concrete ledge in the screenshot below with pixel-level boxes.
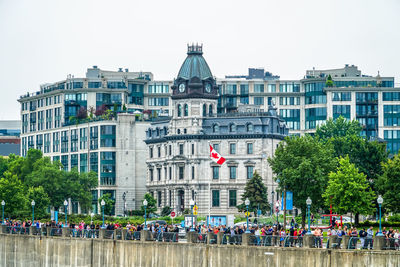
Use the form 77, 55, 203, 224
1, 234, 400, 267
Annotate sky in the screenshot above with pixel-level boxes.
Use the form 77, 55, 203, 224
0, 0, 399, 120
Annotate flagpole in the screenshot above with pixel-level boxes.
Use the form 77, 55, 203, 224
208, 142, 211, 227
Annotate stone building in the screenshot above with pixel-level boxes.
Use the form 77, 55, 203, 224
145, 45, 288, 215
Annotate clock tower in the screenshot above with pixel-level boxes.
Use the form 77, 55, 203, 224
170, 44, 218, 134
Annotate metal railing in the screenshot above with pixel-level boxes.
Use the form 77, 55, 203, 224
4, 226, 30, 235
221, 234, 242, 245
197, 234, 207, 244
69, 229, 99, 238
50, 228, 63, 237
384, 238, 400, 250
104, 230, 115, 239
125, 231, 141, 241
153, 232, 178, 242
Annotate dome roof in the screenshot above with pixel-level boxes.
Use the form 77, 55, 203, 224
177, 44, 213, 81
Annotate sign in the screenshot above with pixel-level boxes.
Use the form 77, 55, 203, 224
207, 215, 226, 227
245, 211, 251, 217
184, 215, 197, 228
193, 205, 198, 211
170, 211, 176, 218
281, 191, 293, 211
193, 211, 198, 215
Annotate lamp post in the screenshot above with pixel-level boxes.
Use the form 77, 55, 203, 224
31, 200, 35, 223
64, 200, 68, 227
189, 199, 195, 232
245, 198, 250, 233
306, 197, 312, 235
90, 212, 94, 224
101, 199, 105, 228
275, 201, 279, 225
271, 191, 274, 217
1, 200, 5, 224
143, 199, 148, 230
377, 195, 384, 236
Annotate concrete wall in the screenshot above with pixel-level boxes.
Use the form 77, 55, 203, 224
1, 234, 400, 267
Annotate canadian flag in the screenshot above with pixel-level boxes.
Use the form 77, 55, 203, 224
209, 144, 226, 165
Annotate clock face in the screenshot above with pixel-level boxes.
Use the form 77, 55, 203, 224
205, 83, 212, 93
179, 83, 185, 93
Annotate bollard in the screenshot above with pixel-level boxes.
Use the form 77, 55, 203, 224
46, 226, 51, 237
241, 233, 251, 246
373, 236, 386, 250
216, 232, 224, 245
121, 229, 127, 240
342, 235, 350, 249
303, 235, 314, 248
99, 228, 105, 239
62, 227, 70, 238
1, 225, 7, 234
29, 226, 36, 236
141, 230, 153, 242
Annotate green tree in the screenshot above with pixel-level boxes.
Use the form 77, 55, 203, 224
376, 155, 400, 213
268, 135, 335, 226
161, 206, 172, 217
237, 171, 270, 214
325, 74, 334, 87
315, 117, 362, 140
0, 172, 27, 218
27, 186, 50, 219
98, 193, 115, 216
141, 193, 157, 216
323, 156, 376, 223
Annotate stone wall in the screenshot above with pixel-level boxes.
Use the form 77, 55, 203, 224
1, 234, 400, 267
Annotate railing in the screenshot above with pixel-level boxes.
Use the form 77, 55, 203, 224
153, 232, 178, 242
4, 226, 30, 235
221, 234, 242, 245
197, 234, 207, 244
50, 228, 63, 237
125, 231, 141, 241
104, 230, 115, 239
384, 238, 400, 250
69, 229, 99, 238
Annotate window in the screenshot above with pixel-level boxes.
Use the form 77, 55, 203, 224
177, 104, 182, 117
229, 124, 236, 133
184, 104, 188, 116
229, 190, 237, 207
212, 166, 219, 179
178, 166, 184, 179
212, 190, 220, 207
169, 167, 172, 180
191, 144, 194, 155
203, 104, 207, 117
80, 154, 88, 173
254, 84, 264, 93
229, 143, 236, 154
90, 152, 98, 173
158, 146, 161, 157
254, 97, 264, 105
247, 143, 253, 154
157, 191, 162, 207
192, 166, 195, 179
246, 123, 253, 132
247, 166, 254, 179
213, 144, 219, 153
213, 124, 219, 133
149, 169, 154, 182
268, 84, 276, 93
179, 144, 184, 155
209, 105, 213, 116
169, 145, 172, 156
61, 155, 68, 171
157, 168, 161, 181
149, 147, 153, 158
229, 166, 237, 179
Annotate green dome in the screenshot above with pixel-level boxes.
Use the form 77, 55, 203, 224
177, 45, 213, 81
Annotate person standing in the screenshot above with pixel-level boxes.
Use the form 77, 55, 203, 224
366, 226, 374, 249
359, 228, 367, 249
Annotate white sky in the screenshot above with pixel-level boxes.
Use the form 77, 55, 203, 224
0, 0, 399, 120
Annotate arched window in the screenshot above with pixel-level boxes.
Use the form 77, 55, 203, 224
246, 123, 254, 132
203, 104, 207, 117
177, 104, 182, 117
229, 123, 236, 132
184, 104, 188, 116
148, 129, 152, 137
177, 129, 181, 134
212, 124, 219, 133
156, 128, 160, 136
184, 129, 187, 134
164, 127, 168, 135
209, 105, 213, 116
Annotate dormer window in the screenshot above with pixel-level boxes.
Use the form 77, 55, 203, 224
213, 124, 219, 133
177, 104, 182, 117
246, 123, 254, 132
184, 104, 188, 116
203, 104, 207, 117
229, 123, 236, 133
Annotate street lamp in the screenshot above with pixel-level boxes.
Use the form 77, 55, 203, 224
306, 197, 312, 235
143, 199, 148, 230
64, 200, 68, 227
189, 199, 195, 232
31, 200, 35, 223
90, 212, 94, 224
101, 199, 106, 228
245, 198, 250, 233
1, 200, 5, 224
271, 191, 275, 217
377, 195, 384, 236
275, 201, 279, 225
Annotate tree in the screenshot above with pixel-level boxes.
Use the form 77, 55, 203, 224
140, 193, 157, 216
315, 116, 362, 140
95, 104, 107, 116
0, 172, 27, 218
323, 156, 376, 224
27, 186, 50, 219
376, 155, 400, 213
268, 135, 336, 226
161, 206, 172, 217
237, 171, 270, 214
325, 74, 334, 87
98, 193, 115, 216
